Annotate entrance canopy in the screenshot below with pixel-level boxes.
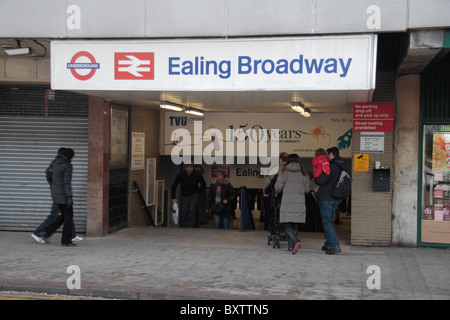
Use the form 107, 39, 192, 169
50, 35, 377, 114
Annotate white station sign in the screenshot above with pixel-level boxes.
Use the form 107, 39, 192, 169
51, 35, 377, 91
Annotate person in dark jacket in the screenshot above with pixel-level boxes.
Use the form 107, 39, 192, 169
37, 148, 77, 246
31, 148, 82, 244
171, 163, 206, 228
314, 146, 348, 255
206, 169, 235, 229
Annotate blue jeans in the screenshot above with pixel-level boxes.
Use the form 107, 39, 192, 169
318, 200, 340, 248
213, 215, 229, 229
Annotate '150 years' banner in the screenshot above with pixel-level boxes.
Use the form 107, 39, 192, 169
163, 112, 353, 160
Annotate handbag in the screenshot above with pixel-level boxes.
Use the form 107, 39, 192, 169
211, 202, 225, 216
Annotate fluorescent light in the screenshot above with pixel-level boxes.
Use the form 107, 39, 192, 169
160, 101, 183, 112
301, 110, 311, 117
291, 102, 311, 117
4, 47, 30, 56
185, 108, 204, 116
291, 102, 305, 113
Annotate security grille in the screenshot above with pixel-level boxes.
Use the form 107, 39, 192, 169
0, 116, 88, 232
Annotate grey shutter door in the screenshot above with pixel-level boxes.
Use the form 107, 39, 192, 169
0, 116, 88, 233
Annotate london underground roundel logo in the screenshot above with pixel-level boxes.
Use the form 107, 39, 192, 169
66, 51, 100, 81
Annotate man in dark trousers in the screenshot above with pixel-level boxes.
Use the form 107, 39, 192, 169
31, 147, 82, 244
37, 148, 77, 246
171, 163, 206, 228
314, 146, 348, 255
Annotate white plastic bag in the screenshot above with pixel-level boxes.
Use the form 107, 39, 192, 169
171, 202, 179, 224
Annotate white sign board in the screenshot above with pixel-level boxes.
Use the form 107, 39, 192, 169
360, 132, 385, 153
51, 35, 376, 91
131, 132, 145, 170
163, 112, 353, 159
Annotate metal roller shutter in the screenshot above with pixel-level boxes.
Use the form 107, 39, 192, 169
0, 116, 88, 232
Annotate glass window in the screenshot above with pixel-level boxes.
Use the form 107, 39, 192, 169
421, 125, 450, 245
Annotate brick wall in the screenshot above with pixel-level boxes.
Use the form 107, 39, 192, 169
128, 106, 160, 226
351, 131, 393, 246
351, 72, 395, 246
0, 86, 88, 117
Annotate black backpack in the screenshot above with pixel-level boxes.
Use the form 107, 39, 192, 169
331, 163, 351, 200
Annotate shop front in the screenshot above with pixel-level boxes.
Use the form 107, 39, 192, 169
419, 53, 450, 247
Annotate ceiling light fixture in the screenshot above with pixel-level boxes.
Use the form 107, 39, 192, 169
291, 102, 305, 113
2, 40, 30, 56
185, 107, 204, 116
301, 109, 311, 117
160, 101, 183, 112
291, 102, 311, 117
4, 47, 30, 56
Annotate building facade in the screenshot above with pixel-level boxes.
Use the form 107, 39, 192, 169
0, 0, 449, 247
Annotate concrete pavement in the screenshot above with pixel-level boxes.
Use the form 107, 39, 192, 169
1, 227, 449, 300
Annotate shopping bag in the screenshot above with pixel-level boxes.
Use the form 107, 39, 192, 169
171, 202, 179, 224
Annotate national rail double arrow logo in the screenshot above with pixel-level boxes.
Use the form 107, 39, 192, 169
67, 51, 100, 81
114, 52, 154, 80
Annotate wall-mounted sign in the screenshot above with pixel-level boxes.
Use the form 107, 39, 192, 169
211, 165, 231, 178
353, 103, 393, 132
354, 153, 370, 171
360, 132, 385, 153
131, 132, 145, 170
51, 35, 377, 91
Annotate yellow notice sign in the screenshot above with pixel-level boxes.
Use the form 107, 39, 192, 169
354, 154, 369, 171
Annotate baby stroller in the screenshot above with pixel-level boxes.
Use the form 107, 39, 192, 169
267, 194, 288, 248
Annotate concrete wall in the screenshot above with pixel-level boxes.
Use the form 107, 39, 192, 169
392, 75, 420, 246
1, 0, 449, 38
0, 57, 50, 83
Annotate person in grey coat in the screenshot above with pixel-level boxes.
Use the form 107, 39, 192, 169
38, 148, 77, 246
275, 154, 311, 254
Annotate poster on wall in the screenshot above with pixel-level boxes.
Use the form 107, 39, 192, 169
432, 130, 450, 172
110, 106, 128, 169
131, 132, 145, 170
163, 112, 353, 161
145, 158, 156, 206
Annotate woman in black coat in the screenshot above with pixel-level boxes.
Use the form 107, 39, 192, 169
38, 148, 77, 246
206, 170, 235, 229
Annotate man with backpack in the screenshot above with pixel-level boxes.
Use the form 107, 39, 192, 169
314, 147, 350, 255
